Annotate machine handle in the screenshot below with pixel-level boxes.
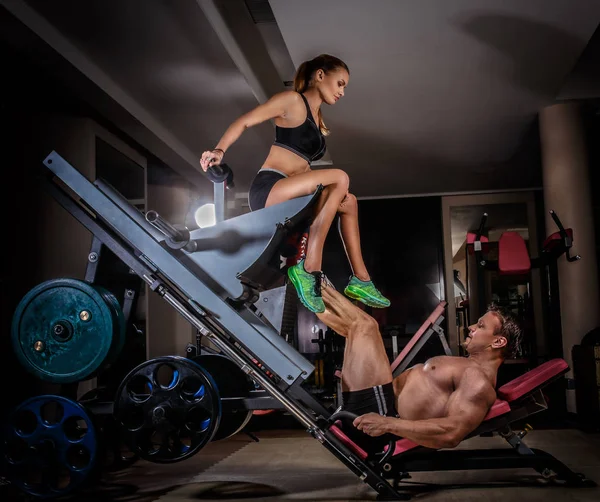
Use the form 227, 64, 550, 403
206, 163, 235, 189
145, 210, 186, 242
329, 410, 397, 465
549, 210, 581, 262
475, 212, 488, 240
549, 210, 567, 236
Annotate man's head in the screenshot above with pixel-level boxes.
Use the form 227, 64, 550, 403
463, 304, 522, 359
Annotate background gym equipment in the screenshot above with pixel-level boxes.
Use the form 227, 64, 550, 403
2, 395, 98, 498
11, 278, 126, 383
463, 210, 579, 362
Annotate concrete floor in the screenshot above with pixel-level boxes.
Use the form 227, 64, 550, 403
3, 420, 600, 501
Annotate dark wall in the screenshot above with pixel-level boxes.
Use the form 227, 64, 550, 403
583, 104, 600, 288
322, 196, 446, 331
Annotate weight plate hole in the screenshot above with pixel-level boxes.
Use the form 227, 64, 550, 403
177, 431, 192, 453
155, 364, 179, 390
120, 407, 146, 431
51, 320, 73, 342
41, 401, 64, 426
66, 445, 91, 470
52, 467, 71, 491
5, 437, 29, 464
185, 407, 212, 433
14, 410, 38, 436
24, 466, 44, 488
126, 375, 153, 403
180, 377, 205, 403
147, 430, 167, 455
63, 416, 88, 442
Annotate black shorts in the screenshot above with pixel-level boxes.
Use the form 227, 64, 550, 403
248, 169, 287, 211
340, 382, 399, 454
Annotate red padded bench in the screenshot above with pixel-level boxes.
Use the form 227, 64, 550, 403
330, 359, 569, 461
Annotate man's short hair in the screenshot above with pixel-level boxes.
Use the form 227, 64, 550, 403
487, 303, 523, 359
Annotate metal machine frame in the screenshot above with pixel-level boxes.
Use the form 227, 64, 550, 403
39, 151, 405, 499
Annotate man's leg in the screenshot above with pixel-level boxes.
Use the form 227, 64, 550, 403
317, 283, 392, 392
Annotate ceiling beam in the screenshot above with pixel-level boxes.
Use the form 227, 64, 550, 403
195, 0, 284, 104
0, 0, 206, 187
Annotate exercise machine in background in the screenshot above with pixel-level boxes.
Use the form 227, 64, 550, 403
462, 211, 579, 363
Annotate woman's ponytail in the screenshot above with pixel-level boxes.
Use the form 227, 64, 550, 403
293, 61, 312, 93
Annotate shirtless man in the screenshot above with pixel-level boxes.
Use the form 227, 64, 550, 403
317, 282, 522, 451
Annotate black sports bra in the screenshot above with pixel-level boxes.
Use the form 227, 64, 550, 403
273, 93, 326, 163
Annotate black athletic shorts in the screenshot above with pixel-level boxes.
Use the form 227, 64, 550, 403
340, 382, 399, 454
248, 169, 287, 211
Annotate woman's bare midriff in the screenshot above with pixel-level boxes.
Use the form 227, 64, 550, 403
261, 145, 311, 177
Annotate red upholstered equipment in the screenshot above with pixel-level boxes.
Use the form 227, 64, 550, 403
466, 232, 489, 255
330, 359, 569, 460
390, 301, 447, 373
543, 228, 573, 252
330, 424, 369, 461
388, 399, 511, 456
484, 399, 512, 419
497, 358, 569, 402
466, 233, 489, 244
498, 232, 531, 274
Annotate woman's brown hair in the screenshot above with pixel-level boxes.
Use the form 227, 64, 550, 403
293, 54, 349, 136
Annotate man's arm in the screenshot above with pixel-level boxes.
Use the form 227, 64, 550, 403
353, 368, 496, 449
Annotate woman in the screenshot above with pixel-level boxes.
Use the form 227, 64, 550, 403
200, 54, 389, 314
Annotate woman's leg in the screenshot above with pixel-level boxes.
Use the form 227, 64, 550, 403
337, 193, 369, 281
338, 193, 390, 308
265, 169, 349, 272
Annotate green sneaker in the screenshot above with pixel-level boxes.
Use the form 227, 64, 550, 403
287, 259, 325, 313
344, 276, 390, 308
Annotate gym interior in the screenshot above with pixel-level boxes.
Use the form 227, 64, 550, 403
1, 1, 600, 501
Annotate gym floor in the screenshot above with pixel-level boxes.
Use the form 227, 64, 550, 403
5, 415, 598, 502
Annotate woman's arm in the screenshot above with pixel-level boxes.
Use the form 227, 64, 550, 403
200, 91, 300, 170
216, 90, 298, 152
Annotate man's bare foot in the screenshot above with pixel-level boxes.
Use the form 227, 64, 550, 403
317, 280, 368, 337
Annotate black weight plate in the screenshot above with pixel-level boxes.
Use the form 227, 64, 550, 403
193, 354, 254, 441
113, 356, 221, 463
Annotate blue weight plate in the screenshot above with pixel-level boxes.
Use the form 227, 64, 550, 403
2, 395, 97, 499
11, 278, 115, 383
113, 356, 221, 463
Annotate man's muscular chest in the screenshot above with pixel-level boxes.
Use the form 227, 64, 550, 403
394, 356, 470, 419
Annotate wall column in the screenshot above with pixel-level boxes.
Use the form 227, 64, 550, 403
539, 102, 600, 413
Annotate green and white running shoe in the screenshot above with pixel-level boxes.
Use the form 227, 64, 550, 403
344, 276, 390, 308
287, 259, 325, 313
